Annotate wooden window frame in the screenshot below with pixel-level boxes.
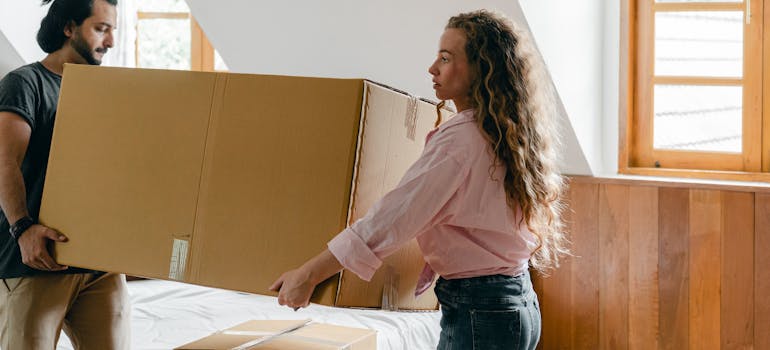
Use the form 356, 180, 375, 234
620, 0, 770, 182
135, 11, 218, 72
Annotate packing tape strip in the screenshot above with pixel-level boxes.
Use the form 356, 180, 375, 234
404, 96, 418, 141
227, 323, 357, 350
228, 320, 310, 350
381, 265, 400, 311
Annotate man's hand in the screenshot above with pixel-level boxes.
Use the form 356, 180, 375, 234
17, 224, 68, 271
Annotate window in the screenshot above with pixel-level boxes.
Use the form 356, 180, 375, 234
622, 0, 767, 180
135, 0, 227, 71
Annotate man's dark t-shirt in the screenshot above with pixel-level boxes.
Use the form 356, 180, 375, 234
0, 62, 89, 278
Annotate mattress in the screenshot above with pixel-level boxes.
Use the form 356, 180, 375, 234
55, 279, 441, 350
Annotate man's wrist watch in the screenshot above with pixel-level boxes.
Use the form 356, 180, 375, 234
9, 216, 35, 241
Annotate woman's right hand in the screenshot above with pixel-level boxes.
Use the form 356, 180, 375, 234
269, 248, 344, 310
269, 266, 316, 310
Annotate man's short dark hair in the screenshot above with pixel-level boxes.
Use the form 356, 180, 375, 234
36, 0, 118, 53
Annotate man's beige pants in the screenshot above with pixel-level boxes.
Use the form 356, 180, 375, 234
0, 273, 130, 350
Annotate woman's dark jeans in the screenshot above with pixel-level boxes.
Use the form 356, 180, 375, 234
435, 271, 541, 350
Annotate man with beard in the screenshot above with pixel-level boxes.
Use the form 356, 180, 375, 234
0, 0, 130, 348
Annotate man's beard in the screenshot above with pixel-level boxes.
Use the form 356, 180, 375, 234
70, 34, 106, 66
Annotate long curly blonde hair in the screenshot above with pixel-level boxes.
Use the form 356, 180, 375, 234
439, 10, 569, 273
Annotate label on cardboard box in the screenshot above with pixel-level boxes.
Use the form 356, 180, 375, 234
169, 238, 189, 280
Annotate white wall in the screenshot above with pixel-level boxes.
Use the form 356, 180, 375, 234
188, 0, 512, 100
0, 30, 24, 77
519, 0, 606, 175
0, 0, 49, 64
187, 0, 593, 175
603, 0, 621, 175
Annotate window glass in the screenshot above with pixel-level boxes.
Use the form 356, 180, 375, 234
655, 11, 743, 77
137, 18, 192, 70
136, 0, 189, 12
653, 84, 742, 153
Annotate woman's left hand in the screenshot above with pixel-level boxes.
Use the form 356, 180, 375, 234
269, 267, 317, 310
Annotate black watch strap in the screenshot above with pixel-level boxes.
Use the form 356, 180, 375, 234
9, 216, 35, 241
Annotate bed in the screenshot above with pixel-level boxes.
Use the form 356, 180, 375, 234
54, 279, 441, 350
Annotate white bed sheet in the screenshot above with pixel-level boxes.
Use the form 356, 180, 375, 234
55, 279, 440, 350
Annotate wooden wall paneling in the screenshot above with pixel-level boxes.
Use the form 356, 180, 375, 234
721, 191, 754, 349
538, 182, 576, 350
570, 182, 600, 349
688, 190, 722, 350
658, 187, 690, 350
755, 193, 770, 349
599, 184, 630, 350
531, 272, 543, 301
536, 177, 767, 350
628, 185, 660, 350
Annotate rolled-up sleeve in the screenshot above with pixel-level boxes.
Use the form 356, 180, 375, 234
0, 73, 37, 129
328, 132, 468, 281
328, 227, 382, 281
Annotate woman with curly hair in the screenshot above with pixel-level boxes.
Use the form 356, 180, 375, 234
271, 9, 568, 349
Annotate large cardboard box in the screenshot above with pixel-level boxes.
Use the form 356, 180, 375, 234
40, 65, 448, 310
175, 319, 376, 350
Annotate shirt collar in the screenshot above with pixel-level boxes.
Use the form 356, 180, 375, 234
425, 109, 476, 143
438, 108, 476, 132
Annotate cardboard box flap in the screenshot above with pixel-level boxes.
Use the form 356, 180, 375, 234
187, 73, 363, 305
177, 319, 308, 349
263, 323, 377, 350
335, 82, 448, 310
42, 65, 214, 277
43, 66, 362, 305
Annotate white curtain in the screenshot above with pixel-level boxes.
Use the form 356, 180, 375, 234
102, 0, 136, 68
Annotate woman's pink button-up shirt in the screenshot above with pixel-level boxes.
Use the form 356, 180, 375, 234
328, 109, 536, 294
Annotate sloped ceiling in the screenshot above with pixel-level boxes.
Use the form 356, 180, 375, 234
186, 0, 593, 175
0, 0, 48, 66
0, 30, 23, 77
0, 0, 597, 175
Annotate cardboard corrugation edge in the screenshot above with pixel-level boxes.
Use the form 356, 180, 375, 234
335, 81, 373, 307
185, 73, 230, 285
345, 81, 373, 227
45, 66, 219, 280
